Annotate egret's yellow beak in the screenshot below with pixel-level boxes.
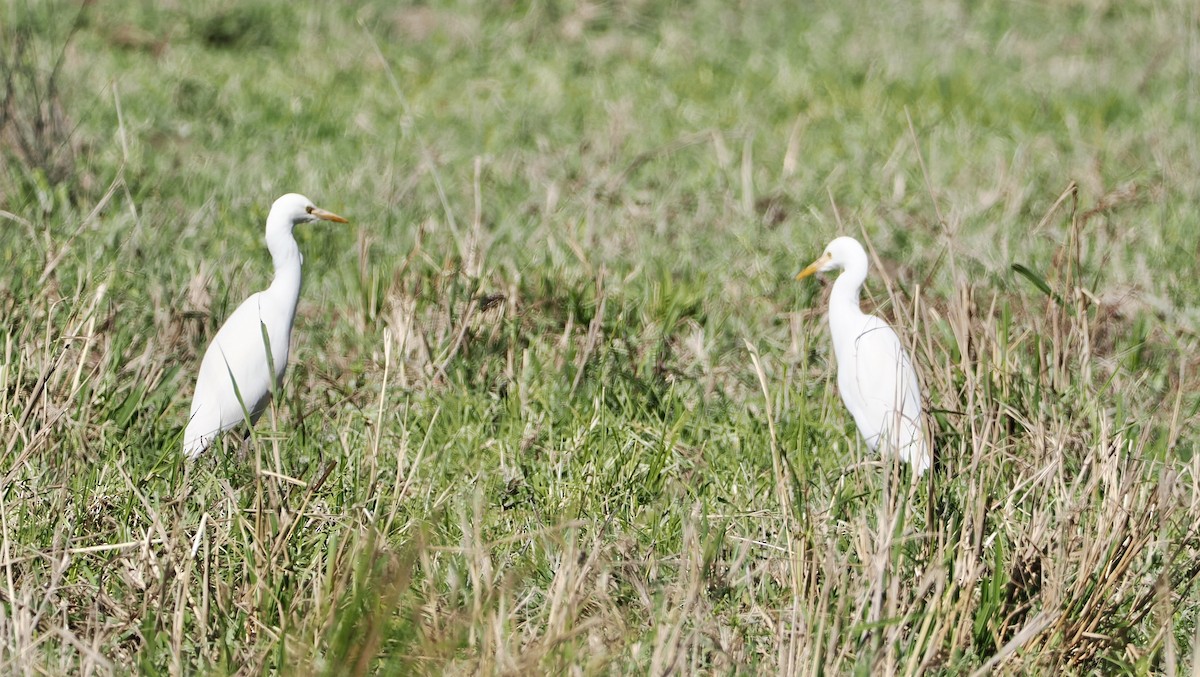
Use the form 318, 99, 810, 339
310, 206, 349, 224
795, 252, 831, 280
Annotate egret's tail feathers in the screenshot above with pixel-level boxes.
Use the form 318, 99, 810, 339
906, 444, 932, 476
874, 415, 931, 476
182, 432, 212, 460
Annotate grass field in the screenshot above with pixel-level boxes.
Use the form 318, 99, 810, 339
3, 0, 1200, 673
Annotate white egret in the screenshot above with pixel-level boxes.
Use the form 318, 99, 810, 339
796, 236, 931, 475
182, 193, 348, 459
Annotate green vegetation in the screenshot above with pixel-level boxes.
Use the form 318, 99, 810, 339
2, 0, 1198, 673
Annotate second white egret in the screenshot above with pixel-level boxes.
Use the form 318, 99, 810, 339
182, 193, 348, 459
797, 236, 931, 475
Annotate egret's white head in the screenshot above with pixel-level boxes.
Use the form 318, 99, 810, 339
269, 193, 349, 228
795, 236, 868, 279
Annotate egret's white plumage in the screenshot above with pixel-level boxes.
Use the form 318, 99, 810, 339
182, 193, 348, 459
797, 236, 931, 475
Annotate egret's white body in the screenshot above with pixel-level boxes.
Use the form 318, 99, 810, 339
798, 237, 931, 475
182, 193, 347, 459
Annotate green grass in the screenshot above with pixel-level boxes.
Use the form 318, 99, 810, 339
3, 0, 1200, 673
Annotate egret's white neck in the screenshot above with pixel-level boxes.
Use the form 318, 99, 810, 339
265, 214, 302, 307
826, 254, 870, 356
830, 261, 867, 318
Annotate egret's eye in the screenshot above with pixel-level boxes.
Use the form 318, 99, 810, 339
305, 205, 314, 214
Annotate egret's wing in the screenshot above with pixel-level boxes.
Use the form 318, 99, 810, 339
849, 315, 928, 471
184, 293, 276, 453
